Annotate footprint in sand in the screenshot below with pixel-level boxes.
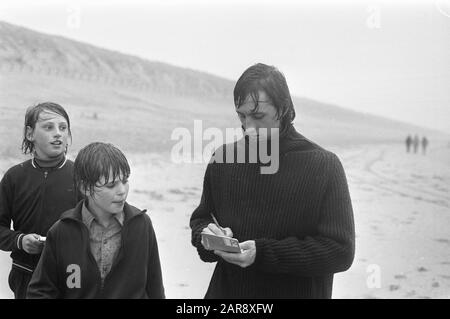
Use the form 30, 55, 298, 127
417, 267, 428, 272
389, 284, 400, 291
168, 188, 184, 195
434, 238, 450, 245
169, 188, 198, 197
134, 189, 164, 201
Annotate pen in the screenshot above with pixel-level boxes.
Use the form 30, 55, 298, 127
210, 213, 226, 235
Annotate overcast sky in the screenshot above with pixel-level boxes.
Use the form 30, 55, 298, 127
1, 0, 449, 133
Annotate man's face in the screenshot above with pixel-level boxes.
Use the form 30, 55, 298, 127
27, 111, 69, 160
88, 171, 129, 216
236, 90, 280, 138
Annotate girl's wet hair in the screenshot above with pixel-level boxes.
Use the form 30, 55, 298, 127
22, 102, 72, 154
233, 63, 296, 130
74, 142, 130, 197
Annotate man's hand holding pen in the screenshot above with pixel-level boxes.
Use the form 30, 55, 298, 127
201, 223, 234, 238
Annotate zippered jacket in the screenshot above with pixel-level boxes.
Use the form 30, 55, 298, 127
27, 200, 165, 299
0, 158, 79, 273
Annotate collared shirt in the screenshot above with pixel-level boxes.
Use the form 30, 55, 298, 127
81, 202, 124, 284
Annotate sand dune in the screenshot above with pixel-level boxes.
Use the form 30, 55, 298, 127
1, 20, 446, 159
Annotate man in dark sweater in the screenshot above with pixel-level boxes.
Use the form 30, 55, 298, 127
190, 63, 355, 299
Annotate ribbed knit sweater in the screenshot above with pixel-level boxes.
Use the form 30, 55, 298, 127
190, 125, 355, 299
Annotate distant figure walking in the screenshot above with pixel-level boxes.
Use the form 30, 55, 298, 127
405, 135, 412, 153
421, 136, 429, 155
413, 135, 419, 154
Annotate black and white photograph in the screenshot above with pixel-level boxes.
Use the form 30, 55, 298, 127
0, 0, 449, 301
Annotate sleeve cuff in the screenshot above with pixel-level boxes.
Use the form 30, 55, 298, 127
252, 238, 267, 269
192, 221, 211, 247
192, 221, 220, 262
16, 233, 25, 251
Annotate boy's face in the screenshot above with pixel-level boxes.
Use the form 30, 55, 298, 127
236, 90, 280, 139
27, 111, 69, 160
88, 171, 129, 216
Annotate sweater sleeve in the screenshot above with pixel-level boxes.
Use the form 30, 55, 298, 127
190, 163, 220, 263
26, 227, 61, 299
253, 154, 355, 276
0, 172, 23, 252
145, 215, 165, 299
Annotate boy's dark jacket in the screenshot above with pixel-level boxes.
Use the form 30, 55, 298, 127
27, 200, 165, 299
0, 159, 79, 272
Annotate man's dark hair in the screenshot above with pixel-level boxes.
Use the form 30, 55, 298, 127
233, 63, 296, 129
22, 102, 72, 154
74, 142, 130, 197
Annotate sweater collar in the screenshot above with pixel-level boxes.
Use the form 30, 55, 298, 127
81, 201, 125, 228
32, 154, 67, 170
247, 124, 317, 155
278, 124, 320, 155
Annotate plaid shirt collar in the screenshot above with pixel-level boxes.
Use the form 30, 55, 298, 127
81, 201, 124, 228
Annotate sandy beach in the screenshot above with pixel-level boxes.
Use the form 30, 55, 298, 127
1, 141, 449, 299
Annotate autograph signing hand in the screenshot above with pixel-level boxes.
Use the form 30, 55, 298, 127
214, 240, 256, 268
